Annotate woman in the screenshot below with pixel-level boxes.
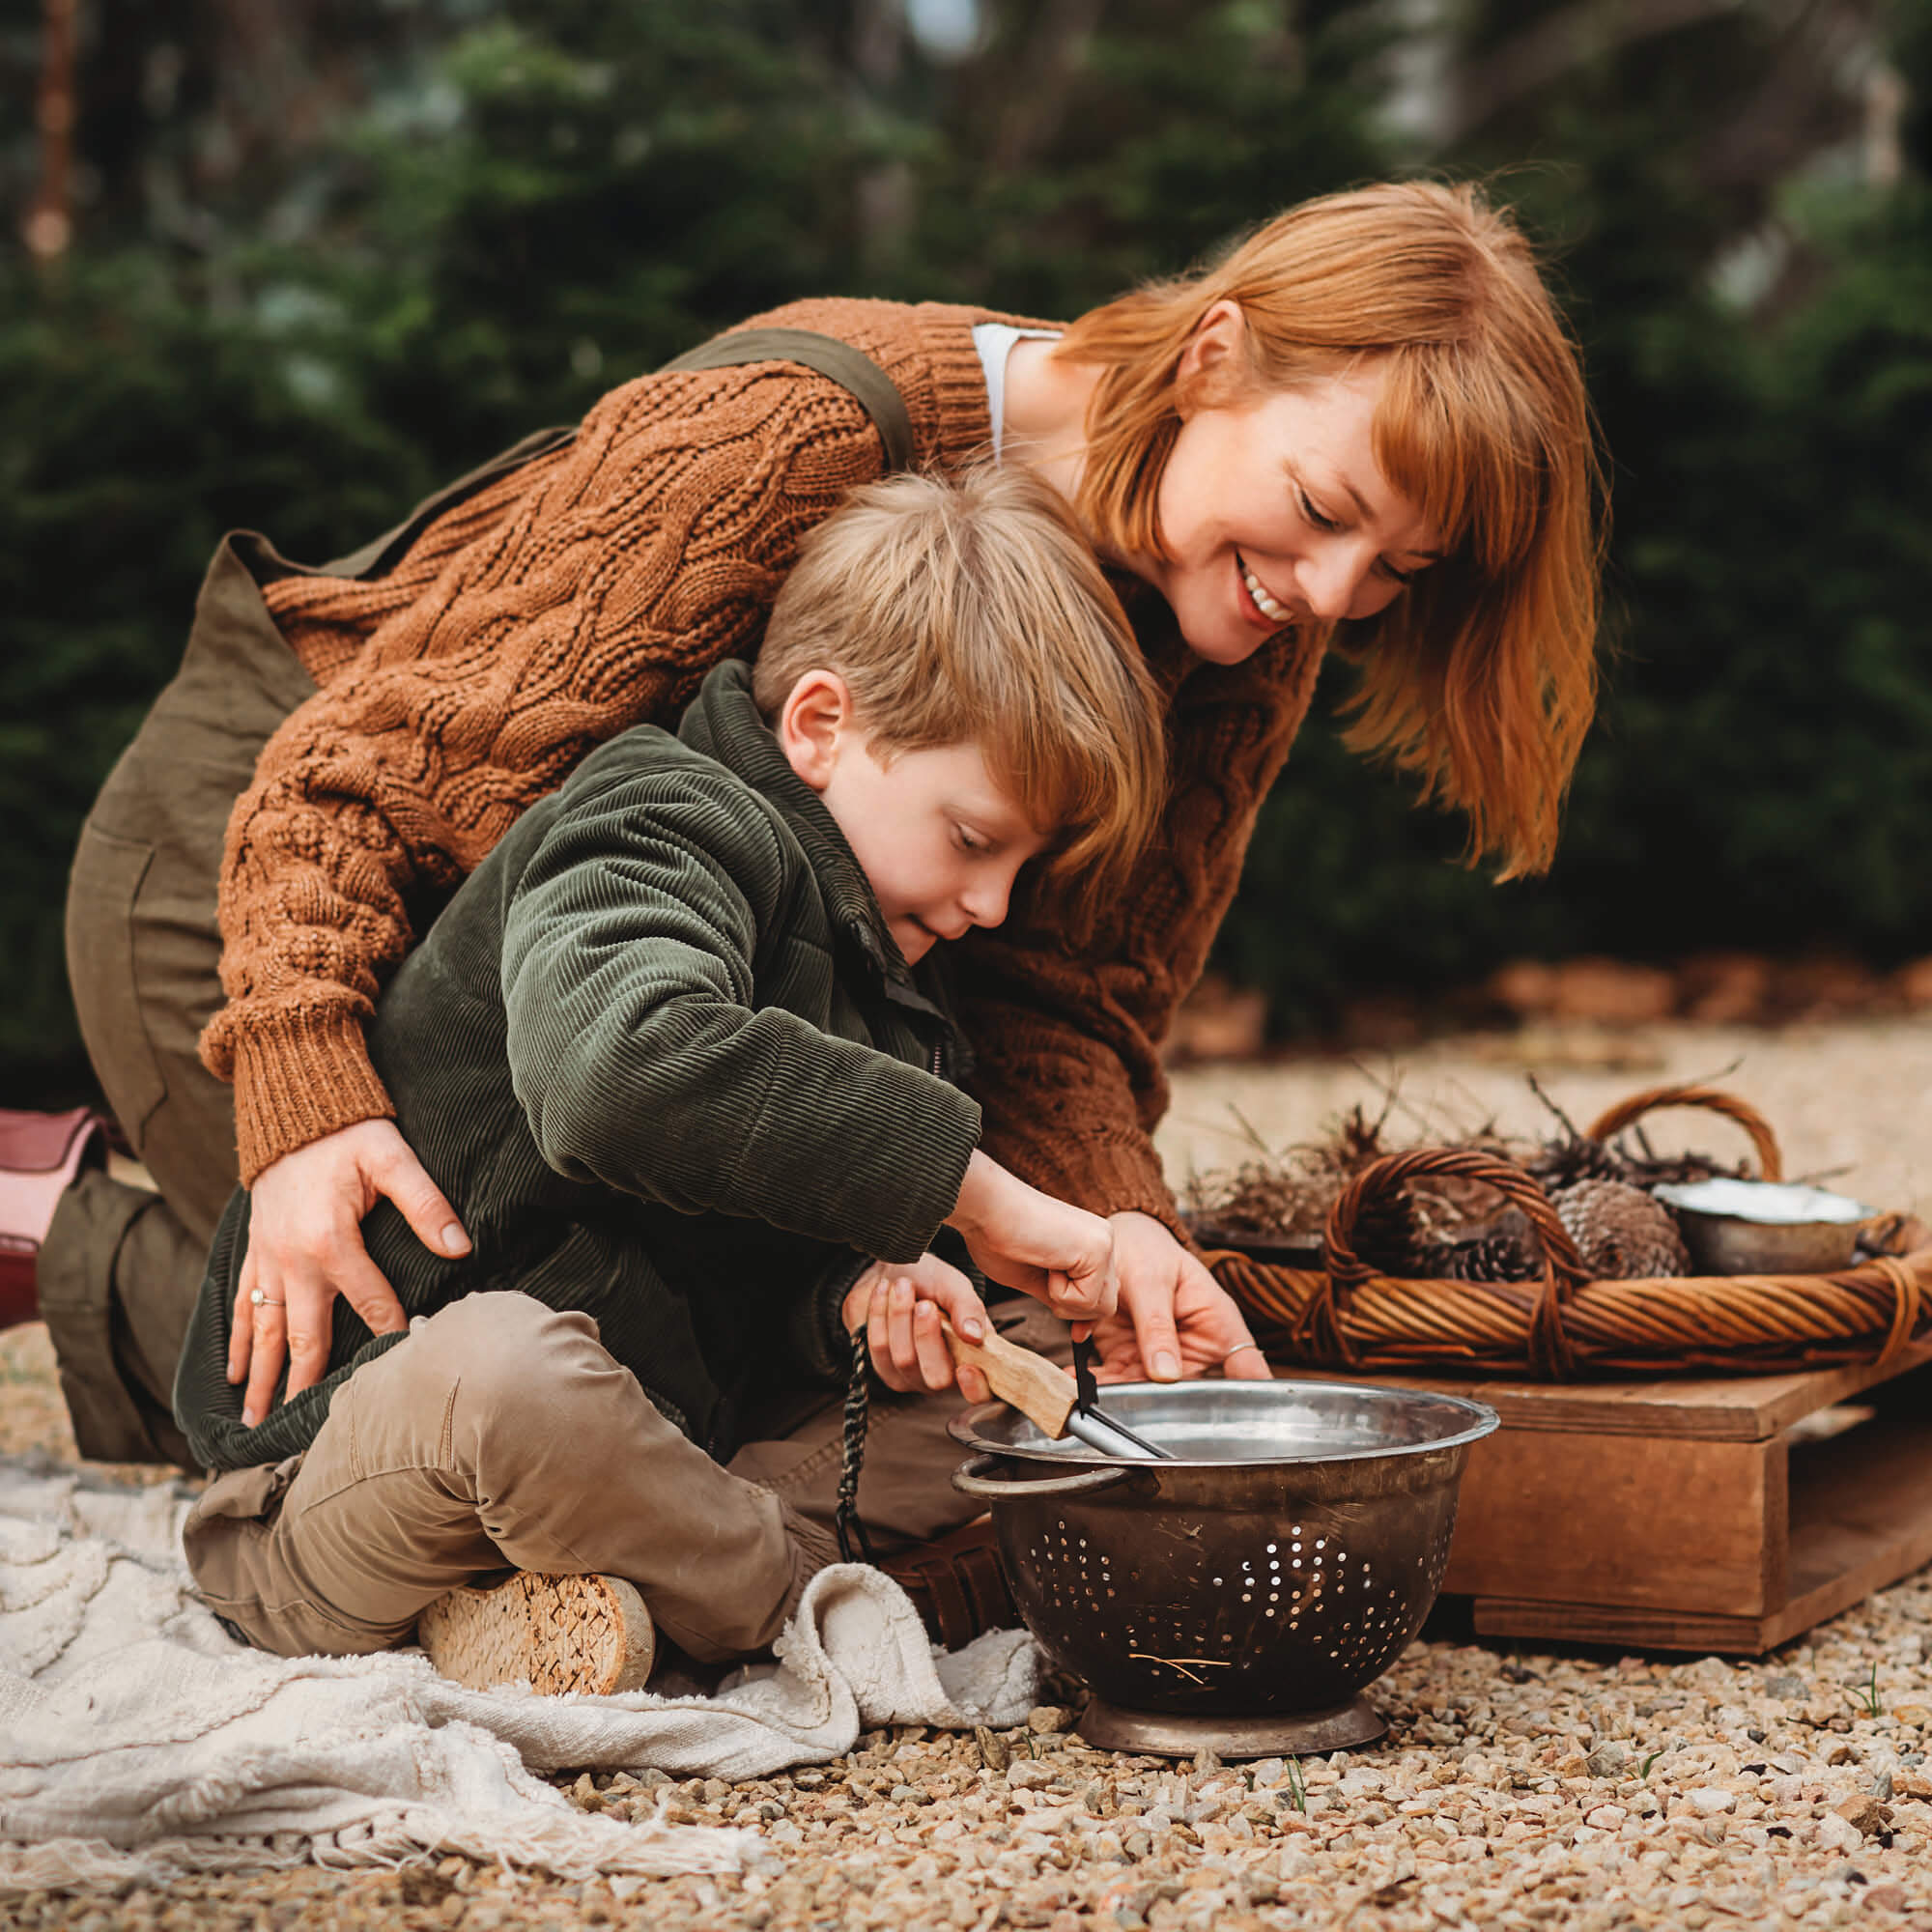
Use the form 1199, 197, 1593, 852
13, 180, 1597, 1579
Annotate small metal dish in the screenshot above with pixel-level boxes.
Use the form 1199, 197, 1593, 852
1653, 1179, 1876, 1275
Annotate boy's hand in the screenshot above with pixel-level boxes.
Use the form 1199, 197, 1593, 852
844, 1254, 994, 1400
945, 1150, 1118, 1324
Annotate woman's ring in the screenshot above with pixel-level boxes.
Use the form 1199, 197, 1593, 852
1223, 1340, 1264, 1364
249, 1288, 284, 1309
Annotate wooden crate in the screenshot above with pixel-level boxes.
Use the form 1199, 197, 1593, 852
1334, 1337, 1932, 1653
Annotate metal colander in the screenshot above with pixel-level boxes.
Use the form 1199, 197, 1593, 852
950, 1380, 1496, 1728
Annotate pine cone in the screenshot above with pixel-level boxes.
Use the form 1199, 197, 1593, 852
1428, 1207, 1541, 1283
1550, 1179, 1690, 1279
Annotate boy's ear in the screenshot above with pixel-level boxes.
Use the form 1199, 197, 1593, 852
776, 668, 855, 794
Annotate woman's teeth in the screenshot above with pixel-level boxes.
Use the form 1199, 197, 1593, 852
1240, 558, 1291, 623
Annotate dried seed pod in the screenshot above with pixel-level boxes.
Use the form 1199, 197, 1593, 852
1523, 1135, 1637, 1193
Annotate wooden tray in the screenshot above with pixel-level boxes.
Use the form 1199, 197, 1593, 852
1293, 1336, 1932, 1653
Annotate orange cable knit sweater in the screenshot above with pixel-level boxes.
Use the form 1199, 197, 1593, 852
205, 298, 1327, 1211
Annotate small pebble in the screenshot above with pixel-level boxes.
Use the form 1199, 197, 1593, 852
1836, 1794, 1894, 1834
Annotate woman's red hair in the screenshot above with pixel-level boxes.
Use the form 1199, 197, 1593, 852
1058, 180, 1605, 878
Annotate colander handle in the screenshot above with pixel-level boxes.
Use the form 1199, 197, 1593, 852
951, 1453, 1136, 1499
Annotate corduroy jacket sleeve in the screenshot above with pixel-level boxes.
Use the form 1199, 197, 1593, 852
952, 629, 1326, 1231
498, 766, 981, 1264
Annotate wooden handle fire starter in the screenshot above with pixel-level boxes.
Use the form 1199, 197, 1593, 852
942, 1321, 1076, 1440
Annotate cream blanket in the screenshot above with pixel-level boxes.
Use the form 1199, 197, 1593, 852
0, 1457, 1037, 1894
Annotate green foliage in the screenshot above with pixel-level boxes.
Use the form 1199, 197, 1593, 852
1219, 68, 1932, 1023
1847, 1662, 1884, 1718
0, 253, 432, 1085
7, 0, 1932, 1096
3, 0, 1403, 1091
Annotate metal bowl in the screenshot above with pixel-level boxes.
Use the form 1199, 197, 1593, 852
950, 1381, 1497, 1720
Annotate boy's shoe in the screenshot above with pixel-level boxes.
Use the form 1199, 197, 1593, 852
416, 1571, 656, 1695
0, 1107, 108, 1329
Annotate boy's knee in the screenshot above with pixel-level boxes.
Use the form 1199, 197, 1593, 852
394, 1291, 672, 1468
362, 1293, 637, 1463
409, 1292, 603, 1408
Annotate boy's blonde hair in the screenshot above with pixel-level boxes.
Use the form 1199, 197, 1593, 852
753, 463, 1164, 929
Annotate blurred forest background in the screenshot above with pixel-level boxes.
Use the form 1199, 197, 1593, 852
5, 0, 1932, 1103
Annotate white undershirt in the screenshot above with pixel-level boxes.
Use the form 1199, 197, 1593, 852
973, 322, 1062, 460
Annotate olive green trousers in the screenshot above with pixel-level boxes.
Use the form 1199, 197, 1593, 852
48, 423, 582, 1467
48, 537, 317, 1465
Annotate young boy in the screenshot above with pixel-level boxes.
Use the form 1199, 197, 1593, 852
171, 463, 1165, 1694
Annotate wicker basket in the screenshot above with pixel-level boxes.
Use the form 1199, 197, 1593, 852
1208, 1083, 1931, 1379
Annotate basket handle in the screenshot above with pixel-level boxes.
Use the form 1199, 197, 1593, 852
1321, 1148, 1591, 1378
1585, 1084, 1782, 1181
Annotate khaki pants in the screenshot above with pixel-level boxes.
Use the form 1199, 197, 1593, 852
184, 1290, 1068, 1664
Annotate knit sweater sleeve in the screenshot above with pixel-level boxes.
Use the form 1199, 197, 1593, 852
952, 625, 1326, 1232
201, 304, 951, 1185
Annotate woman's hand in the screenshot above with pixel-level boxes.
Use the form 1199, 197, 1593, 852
945, 1150, 1118, 1323
226, 1118, 470, 1428
842, 1253, 994, 1401
1087, 1210, 1271, 1384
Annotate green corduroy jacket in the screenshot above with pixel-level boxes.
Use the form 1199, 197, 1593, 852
174, 659, 984, 1472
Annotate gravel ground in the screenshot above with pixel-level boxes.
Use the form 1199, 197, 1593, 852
8, 1017, 1932, 1931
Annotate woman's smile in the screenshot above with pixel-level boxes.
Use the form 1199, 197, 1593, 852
1236, 551, 1296, 628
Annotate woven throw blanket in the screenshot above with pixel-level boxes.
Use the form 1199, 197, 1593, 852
0, 1456, 1037, 1895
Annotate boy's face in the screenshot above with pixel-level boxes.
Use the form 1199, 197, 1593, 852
779, 673, 1052, 966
